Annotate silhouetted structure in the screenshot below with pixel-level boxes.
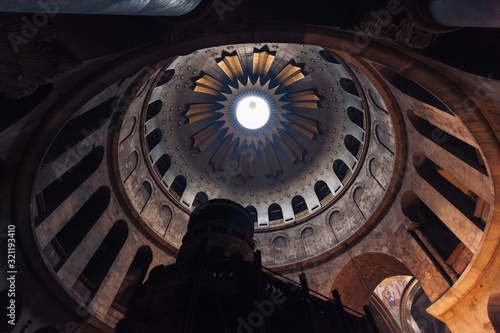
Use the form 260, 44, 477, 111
116, 200, 377, 333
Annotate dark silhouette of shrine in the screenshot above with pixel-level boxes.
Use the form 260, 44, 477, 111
116, 199, 378, 333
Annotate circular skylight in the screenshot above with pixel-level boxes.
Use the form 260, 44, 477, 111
236, 96, 270, 129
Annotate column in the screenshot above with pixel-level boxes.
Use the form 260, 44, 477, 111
408, 221, 459, 282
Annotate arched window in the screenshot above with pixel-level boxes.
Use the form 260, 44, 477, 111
413, 152, 485, 230
268, 203, 283, 222
314, 180, 332, 203
45, 186, 111, 272
74, 220, 128, 305
169, 175, 186, 201
374, 64, 451, 114
192, 192, 208, 209
140, 181, 152, 214
319, 49, 340, 64
344, 135, 362, 159
347, 106, 364, 129
123, 151, 139, 182
146, 128, 162, 152
333, 159, 350, 184
112, 246, 152, 310
156, 69, 175, 87
34, 146, 104, 227
154, 154, 171, 178
407, 110, 487, 175
45, 98, 116, 161
339, 78, 360, 97
246, 205, 258, 223
146, 100, 163, 122
292, 195, 308, 218
401, 192, 461, 261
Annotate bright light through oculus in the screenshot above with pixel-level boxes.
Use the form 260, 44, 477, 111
236, 96, 270, 129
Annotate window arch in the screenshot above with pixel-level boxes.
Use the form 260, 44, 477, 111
153, 154, 171, 178
301, 227, 316, 256
292, 195, 308, 218
119, 116, 137, 145
333, 159, 350, 184
314, 180, 332, 204
146, 100, 163, 122
373, 63, 451, 114
45, 186, 111, 272
339, 77, 360, 97
156, 69, 175, 87
246, 205, 258, 223
45, 98, 116, 161
344, 135, 362, 159
112, 246, 152, 310
123, 151, 139, 182
146, 128, 162, 152
319, 49, 340, 64
192, 192, 209, 209
347, 106, 364, 129
407, 110, 487, 175
35, 146, 104, 227
401, 191, 461, 261
74, 220, 128, 305
140, 181, 152, 214
268, 203, 283, 222
169, 175, 187, 201
413, 152, 485, 230
374, 123, 395, 155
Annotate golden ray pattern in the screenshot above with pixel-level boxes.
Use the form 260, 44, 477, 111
188, 49, 321, 179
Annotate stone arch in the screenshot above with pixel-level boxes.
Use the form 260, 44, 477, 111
192, 191, 209, 209
374, 122, 395, 156
169, 175, 187, 201
45, 186, 111, 272
407, 109, 487, 175
368, 156, 386, 190
73, 220, 129, 305
331, 252, 413, 312
123, 150, 139, 183
353, 186, 368, 220
291, 195, 308, 218
339, 77, 360, 97
301, 227, 316, 257
344, 134, 362, 159
246, 205, 258, 223
373, 63, 451, 114
412, 152, 483, 229
112, 245, 153, 310
333, 159, 350, 184
119, 116, 137, 145
268, 203, 283, 222
314, 180, 332, 204
153, 154, 171, 179
156, 69, 175, 87
45, 97, 116, 161
145, 100, 163, 122
139, 180, 153, 214
146, 128, 162, 152
34, 146, 105, 227
347, 106, 364, 129
160, 205, 172, 237
401, 191, 461, 261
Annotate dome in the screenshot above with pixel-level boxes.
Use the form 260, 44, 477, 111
2, 4, 500, 332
